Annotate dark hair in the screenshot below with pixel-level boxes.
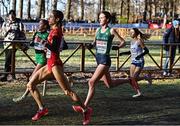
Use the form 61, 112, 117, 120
8, 10, 16, 16
132, 28, 151, 40
40, 19, 50, 30
99, 11, 112, 23
51, 10, 64, 26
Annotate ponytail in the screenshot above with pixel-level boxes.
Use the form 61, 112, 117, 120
133, 28, 151, 40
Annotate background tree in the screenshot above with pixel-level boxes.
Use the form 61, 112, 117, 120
51, 0, 57, 10
27, 0, 31, 20
18, 0, 23, 18
11, 0, 16, 12
127, 0, 130, 23
41, 0, 45, 18
120, 0, 124, 17
0, 0, 9, 15
65, 0, 71, 20
36, 0, 42, 20
0, 0, 179, 23
80, 0, 84, 20
71, 1, 78, 21
100, 0, 106, 11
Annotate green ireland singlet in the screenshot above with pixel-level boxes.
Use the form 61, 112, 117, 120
33, 31, 49, 51
95, 27, 114, 55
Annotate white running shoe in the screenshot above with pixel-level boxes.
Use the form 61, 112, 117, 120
132, 93, 141, 98
163, 72, 170, 76
13, 96, 25, 103
163, 71, 167, 76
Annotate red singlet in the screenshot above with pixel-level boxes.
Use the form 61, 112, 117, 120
46, 28, 63, 72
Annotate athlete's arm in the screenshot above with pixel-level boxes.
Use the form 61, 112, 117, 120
135, 39, 149, 60
45, 36, 60, 52
119, 51, 131, 56
30, 32, 37, 46
111, 28, 125, 48
87, 28, 98, 49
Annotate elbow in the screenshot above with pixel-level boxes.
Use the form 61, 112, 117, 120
123, 41, 126, 47
121, 40, 126, 47
146, 49, 149, 54
144, 47, 149, 54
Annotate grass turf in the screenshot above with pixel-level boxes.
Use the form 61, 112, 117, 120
0, 79, 180, 125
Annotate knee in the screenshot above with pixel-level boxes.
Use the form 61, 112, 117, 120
130, 77, 138, 84
130, 76, 134, 79
27, 83, 34, 91
130, 76, 136, 80
88, 79, 95, 88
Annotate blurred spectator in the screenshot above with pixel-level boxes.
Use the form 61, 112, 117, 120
0, 10, 25, 82
163, 20, 180, 76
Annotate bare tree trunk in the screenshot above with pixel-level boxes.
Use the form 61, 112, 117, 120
171, 0, 175, 19
120, 0, 124, 17
27, 0, 31, 20
1, 0, 9, 15
42, 0, 45, 18
100, 0, 105, 11
112, 0, 115, 12
99, 0, 102, 11
95, 1, 99, 21
164, 1, 169, 16
46, 0, 50, 18
80, 0, 84, 20
154, 0, 157, 16
132, 1, 136, 22
51, 0, 57, 10
18, 0, 23, 18
175, 0, 180, 14
149, 0, 152, 20
143, 0, 148, 21
11, 0, 16, 12
127, 0, 130, 23
65, 0, 71, 20
102, 0, 105, 11
36, 0, 42, 20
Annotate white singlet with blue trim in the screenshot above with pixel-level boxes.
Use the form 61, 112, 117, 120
130, 40, 144, 63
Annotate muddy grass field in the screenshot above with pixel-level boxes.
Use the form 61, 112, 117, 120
0, 74, 180, 125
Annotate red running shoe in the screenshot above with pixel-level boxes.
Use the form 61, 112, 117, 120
83, 107, 93, 125
32, 108, 48, 121
72, 105, 83, 113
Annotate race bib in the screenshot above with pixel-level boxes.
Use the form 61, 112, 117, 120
46, 49, 51, 58
96, 40, 107, 54
34, 42, 45, 50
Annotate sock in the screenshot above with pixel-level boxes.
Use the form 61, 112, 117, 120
39, 106, 44, 111
130, 78, 140, 92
